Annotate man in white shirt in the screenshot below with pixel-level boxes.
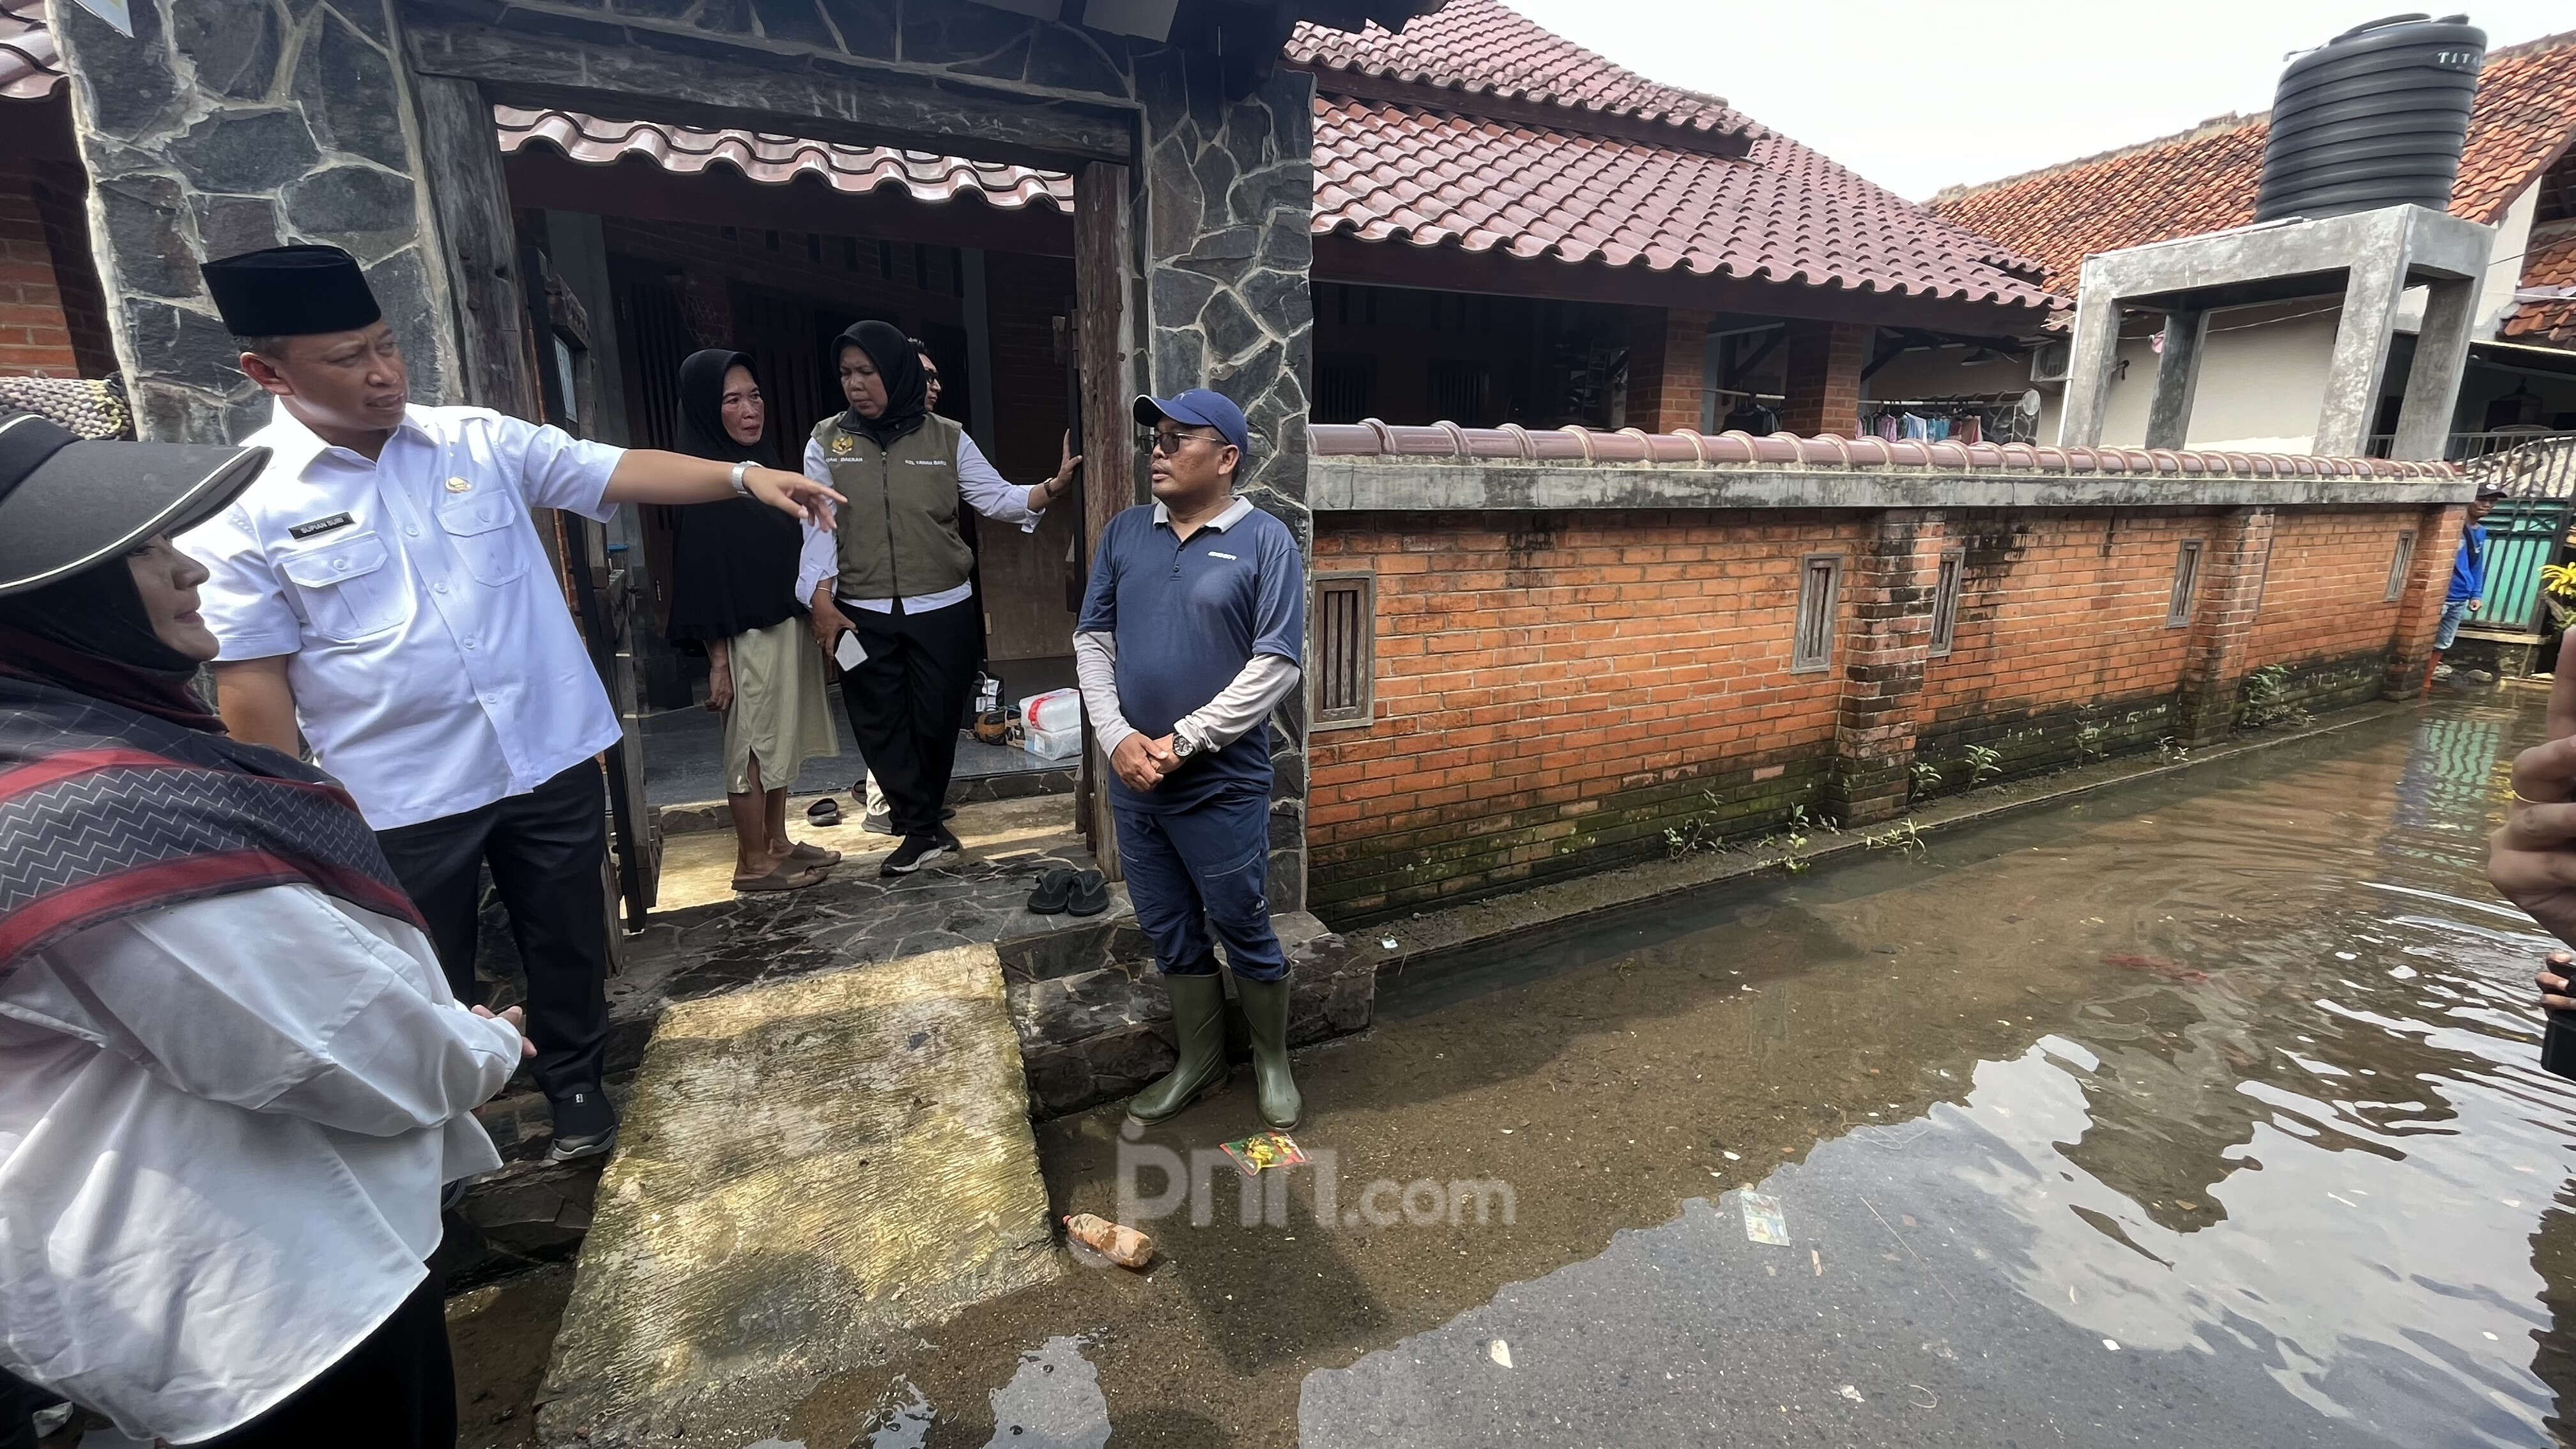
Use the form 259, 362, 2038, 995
183, 245, 839, 1162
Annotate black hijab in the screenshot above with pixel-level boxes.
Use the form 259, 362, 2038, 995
835, 320, 927, 448
0, 553, 217, 731
663, 350, 803, 643
672, 349, 778, 468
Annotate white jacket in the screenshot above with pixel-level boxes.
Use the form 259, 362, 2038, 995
0, 885, 519, 1443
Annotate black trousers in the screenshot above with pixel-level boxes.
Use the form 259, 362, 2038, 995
836, 597, 982, 839
375, 762, 611, 1098
194, 1269, 454, 1448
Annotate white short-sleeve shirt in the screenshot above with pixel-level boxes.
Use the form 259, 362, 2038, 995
181, 403, 627, 829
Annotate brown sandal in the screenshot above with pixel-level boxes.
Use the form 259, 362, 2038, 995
733, 862, 829, 893
787, 841, 843, 868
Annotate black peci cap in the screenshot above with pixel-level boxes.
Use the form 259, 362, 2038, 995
203, 244, 381, 339
0, 411, 270, 596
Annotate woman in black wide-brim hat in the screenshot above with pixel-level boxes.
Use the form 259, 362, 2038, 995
0, 405, 526, 1446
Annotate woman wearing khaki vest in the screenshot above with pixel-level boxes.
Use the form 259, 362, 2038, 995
797, 321, 1079, 875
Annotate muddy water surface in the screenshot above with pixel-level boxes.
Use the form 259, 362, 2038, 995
456, 694, 2576, 1447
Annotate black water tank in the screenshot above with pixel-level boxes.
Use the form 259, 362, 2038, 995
2254, 13, 2485, 222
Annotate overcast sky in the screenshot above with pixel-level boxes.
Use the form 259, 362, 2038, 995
1504, 1, 2576, 202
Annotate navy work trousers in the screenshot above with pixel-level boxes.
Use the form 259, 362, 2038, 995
1113, 785, 1286, 981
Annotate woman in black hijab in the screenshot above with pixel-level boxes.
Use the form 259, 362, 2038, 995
665, 349, 840, 893
798, 321, 1081, 877
0, 408, 528, 1447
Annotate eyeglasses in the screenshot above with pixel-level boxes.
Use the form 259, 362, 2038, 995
1141, 427, 1225, 456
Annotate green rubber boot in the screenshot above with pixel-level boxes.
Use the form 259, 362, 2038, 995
1235, 974, 1303, 1130
1126, 972, 1229, 1124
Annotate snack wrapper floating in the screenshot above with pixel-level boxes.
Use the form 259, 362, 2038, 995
1221, 1130, 1311, 1177
1739, 1190, 1790, 1245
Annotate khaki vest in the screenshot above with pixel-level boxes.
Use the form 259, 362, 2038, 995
813, 411, 976, 601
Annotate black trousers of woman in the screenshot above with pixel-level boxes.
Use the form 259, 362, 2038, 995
835, 597, 981, 840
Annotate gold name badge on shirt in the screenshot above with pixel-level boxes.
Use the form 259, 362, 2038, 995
830, 434, 855, 456
445, 477, 472, 493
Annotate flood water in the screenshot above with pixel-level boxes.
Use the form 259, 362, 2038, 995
454, 692, 2576, 1448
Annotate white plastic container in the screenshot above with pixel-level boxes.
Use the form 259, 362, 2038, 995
1021, 687, 1082, 735
1023, 723, 1084, 761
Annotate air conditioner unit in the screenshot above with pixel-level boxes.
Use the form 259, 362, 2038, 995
2028, 340, 2071, 385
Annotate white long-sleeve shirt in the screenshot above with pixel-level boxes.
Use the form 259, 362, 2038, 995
0, 887, 521, 1444
795, 431, 1044, 613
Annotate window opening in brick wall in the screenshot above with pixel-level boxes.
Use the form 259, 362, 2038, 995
2386, 530, 2415, 601
2168, 539, 2204, 627
1792, 553, 1843, 673
1928, 547, 1965, 656
1313, 572, 1376, 730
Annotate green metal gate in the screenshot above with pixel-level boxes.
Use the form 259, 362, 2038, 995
2476, 497, 2573, 633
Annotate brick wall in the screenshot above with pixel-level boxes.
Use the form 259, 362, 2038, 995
1776, 319, 1869, 438
1309, 510, 1864, 919
0, 154, 114, 379
1623, 307, 1710, 434
1308, 502, 2439, 923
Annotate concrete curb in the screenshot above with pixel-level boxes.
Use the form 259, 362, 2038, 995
1363, 698, 2426, 985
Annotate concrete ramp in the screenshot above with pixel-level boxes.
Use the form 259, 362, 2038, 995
535, 944, 1062, 1445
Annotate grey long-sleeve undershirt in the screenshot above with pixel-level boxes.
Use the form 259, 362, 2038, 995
1073, 630, 1301, 757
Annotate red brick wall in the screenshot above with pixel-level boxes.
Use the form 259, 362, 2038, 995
1309, 510, 1864, 918
0, 155, 114, 379
1309, 502, 2435, 923
1624, 307, 1709, 434
1776, 319, 1869, 438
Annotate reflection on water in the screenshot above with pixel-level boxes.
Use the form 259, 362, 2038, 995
1322, 694, 2576, 1447
1962, 699, 2568, 1443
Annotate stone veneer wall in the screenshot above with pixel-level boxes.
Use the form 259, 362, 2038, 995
47, 0, 457, 443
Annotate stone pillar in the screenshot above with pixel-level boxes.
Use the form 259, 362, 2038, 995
1776, 319, 1869, 438
1826, 509, 1943, 826
1623, 305, 1709, 434
2386, 502, 2464, 697
1137, 52, 1316, 911
2174, 507, 2277, 747
49, 0, 459, 442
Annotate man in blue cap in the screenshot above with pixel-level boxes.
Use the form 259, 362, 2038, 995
1074, 388, 1307, 1129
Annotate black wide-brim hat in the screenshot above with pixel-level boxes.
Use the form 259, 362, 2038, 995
0, 410, 270, 596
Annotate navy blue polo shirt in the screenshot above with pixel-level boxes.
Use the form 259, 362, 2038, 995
1077, 496, 1304, 813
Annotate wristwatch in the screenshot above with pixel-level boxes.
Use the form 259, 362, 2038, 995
728, 461, 753, 496
1170, 732, 1202, 763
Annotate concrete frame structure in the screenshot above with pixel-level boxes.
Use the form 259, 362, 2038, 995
2060, 205, 2496, 459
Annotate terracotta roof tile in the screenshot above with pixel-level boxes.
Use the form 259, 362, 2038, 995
1308, 419, 2457, 475
491, 107, 1073, 211
0, 0, 63, 103
2506, 225, 2576, 346
1928, 29, 2576, 297
1302, 3, 2055, 310
1287, 0, 1745, 136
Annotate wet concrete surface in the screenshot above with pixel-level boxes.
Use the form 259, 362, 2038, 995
455, 692, 2576, 1447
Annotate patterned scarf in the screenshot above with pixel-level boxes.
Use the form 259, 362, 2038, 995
0, 671, 424, 972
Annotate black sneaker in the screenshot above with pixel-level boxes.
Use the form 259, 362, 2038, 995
880, 833, 953, 877
547, 1085, 620, 1163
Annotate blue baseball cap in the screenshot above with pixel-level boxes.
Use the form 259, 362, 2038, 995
1133, 388, 1249, 455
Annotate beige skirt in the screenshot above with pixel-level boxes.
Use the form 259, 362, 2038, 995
723, 615, 839, 795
